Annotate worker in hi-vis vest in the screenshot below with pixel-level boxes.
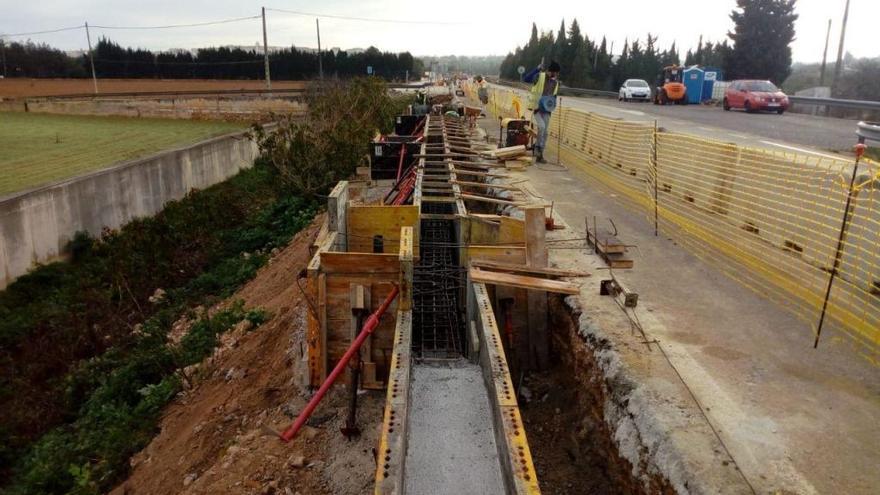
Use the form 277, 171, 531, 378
523, 61, 560, 163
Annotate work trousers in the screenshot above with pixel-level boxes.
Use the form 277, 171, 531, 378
533, 110, 551, 151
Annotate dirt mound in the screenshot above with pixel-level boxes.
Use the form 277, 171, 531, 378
112, 215, 384, 495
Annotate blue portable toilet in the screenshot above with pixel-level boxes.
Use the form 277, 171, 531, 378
682, 66, 705, 104
702, 67, 723, 102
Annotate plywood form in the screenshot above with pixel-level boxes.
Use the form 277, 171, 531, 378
347, 205, 420, 257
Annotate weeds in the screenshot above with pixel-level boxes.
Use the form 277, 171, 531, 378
0, 160, 316, 493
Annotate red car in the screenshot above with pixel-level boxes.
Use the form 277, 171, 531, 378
723, 80, 789, 114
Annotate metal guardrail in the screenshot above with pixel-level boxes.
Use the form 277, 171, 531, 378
490, 77, 618, 99
786, 95, 880, 111
558, 86, 618, 98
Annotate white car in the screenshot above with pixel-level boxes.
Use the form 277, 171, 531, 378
619, 79, 651, 102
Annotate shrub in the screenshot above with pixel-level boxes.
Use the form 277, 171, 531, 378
251, 77, 413, 197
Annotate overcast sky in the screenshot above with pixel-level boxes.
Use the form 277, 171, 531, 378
1, 0, 877, 63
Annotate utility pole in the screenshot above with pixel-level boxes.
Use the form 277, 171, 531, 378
819, 18, 832, 86
696, 34, 703, 64
0, 38, 7, 78
316, 18, 323, 79
831, 0, 851, 97
84, 22, 98, 94
261, 7, 271, 89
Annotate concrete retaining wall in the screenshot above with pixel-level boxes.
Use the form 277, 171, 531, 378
0, 95, 306, 121
0, 130, 260, 288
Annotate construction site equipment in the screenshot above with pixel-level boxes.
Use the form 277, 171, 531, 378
371, 141, 421, 180
653, 65, 688, 105
600, 276, 639, 308
280, 285, 399, 443
501, 118, 532, 147
586, 217, 634, 269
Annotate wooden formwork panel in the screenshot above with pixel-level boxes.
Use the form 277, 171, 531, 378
347, 205, 420, 257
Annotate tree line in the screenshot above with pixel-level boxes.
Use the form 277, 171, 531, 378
499, 0, 798, 90
0, 38, 423, 81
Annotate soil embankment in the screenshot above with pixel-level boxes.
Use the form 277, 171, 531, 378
113, 218, 385, 495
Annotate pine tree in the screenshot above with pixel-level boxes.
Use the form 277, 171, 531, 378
727, 0, 797, 83
553, 19, 567, 69
562, 19, 582, 74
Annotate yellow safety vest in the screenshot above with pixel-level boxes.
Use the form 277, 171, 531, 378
529, 72, 559, 111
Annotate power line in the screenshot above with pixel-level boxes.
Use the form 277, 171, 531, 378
90, 15, 261, 30
265, 7, 464, 25
0, 25, 84, 38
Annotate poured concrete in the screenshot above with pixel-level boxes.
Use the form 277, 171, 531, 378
404, 360, 504, 495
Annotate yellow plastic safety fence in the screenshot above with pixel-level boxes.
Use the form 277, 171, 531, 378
545, 105, 880, 365
462, 82, 524, 121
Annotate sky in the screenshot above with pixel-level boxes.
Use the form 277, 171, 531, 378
0, 0, 877, 63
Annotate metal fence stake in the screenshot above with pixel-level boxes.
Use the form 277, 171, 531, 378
814, 143, 865, 348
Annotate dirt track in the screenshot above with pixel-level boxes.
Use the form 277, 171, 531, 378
0, 78, 307, 98
112, 216, 384, 495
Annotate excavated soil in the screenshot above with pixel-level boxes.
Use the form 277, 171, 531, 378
112, 215, 384, 495
518, 295, 675, 495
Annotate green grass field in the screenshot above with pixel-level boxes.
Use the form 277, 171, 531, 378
0, 112, 245, 196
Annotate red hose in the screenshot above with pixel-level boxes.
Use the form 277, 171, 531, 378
395, 144, 407, 183
280, 285, 399, 443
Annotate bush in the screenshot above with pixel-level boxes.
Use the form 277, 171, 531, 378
251, 77, 413, 197
0, 161, 316, 489
9, 304, 264, 495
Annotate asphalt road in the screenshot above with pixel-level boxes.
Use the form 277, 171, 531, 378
493, 83, 864, 159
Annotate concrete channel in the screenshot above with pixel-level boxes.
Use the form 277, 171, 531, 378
371, 114, 540, 494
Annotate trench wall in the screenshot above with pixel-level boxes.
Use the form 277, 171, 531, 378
0, 130, 259, 288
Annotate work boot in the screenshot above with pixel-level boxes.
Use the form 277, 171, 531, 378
536, 151, 546, 164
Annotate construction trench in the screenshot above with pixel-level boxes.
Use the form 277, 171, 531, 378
294, 92, 691, 494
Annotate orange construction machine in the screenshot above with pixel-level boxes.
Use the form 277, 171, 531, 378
653, 65, 688, 105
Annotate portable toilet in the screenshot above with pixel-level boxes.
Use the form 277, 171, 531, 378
702, 67, 722, 102
682, 66, 705, 104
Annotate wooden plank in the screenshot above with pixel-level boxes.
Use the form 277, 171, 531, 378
307, 275, 321, 386
318, 273, 328, 381
499, 216, 525, 244
469, 268, 580, 295
452, 179, 522, 191
451, 169, 508, 178
399, 226, 414, 312
320, 252, 400, 274
347, 204, 420, 256
461, 193, 525, 207
524, 206, 549, 370
307, 231, 337, 273
524, 207, 548, 268
467, 246, 527, 266
472, 260, 591, 278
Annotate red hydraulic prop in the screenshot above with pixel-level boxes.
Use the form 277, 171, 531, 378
280, 285, 400, 443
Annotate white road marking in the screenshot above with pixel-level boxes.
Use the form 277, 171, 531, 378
759, 140, 845, 160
